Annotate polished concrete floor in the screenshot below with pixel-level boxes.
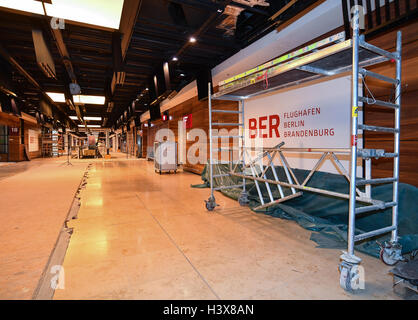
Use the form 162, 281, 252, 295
1, 154, 402, 299
54, 155, 399, 300
0, 157, 88, 299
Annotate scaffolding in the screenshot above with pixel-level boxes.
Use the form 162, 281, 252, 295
205, 10, 403, 291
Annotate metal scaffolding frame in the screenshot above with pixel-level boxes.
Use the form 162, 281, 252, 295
205, 9, 403, 291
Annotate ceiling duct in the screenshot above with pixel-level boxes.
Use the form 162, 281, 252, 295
40, 99, 53, 118
216, 0, 269, 36
168, 2, 188, 28
111, 32, 126, 91
32, 29, 57, 79
107, 101, 114, 113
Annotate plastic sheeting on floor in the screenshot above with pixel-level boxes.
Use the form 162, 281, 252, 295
193, 163, 418, 258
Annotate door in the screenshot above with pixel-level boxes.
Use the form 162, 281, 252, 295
0, 125, 8, 161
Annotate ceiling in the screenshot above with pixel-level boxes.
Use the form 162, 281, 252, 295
0, 0, 321, 130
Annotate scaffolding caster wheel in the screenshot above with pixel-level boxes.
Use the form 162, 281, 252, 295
339, 252, 362, 292
205, 196, 218, 212
378, 241, 404, 266
238, 191, 250, 206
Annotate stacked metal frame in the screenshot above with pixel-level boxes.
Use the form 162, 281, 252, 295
205, 9, 403, 292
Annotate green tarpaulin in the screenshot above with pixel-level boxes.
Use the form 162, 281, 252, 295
193, 163, 418, 258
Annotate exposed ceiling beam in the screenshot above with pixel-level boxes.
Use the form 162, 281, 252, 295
110, 0, 142, 96
230, 1, 269, 16
269, 0, 299, 21
168, 0, 220, 12
119, 0, 143, 61
0, 44, 42, 91
0, 43, 76, 126
50, 28, 76, 81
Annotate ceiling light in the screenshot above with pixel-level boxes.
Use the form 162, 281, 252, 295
217, 9, 223, 13
84, 116, 102, 121
0, 0, 43, 15
73, 95, 105, 105
172, 57, 178, 61
180, 73, 185, 77
0, 0, 124, 30
145, 88, 149, 91
78, 124, 101, 128
46, 92, 66, 103
189, 37, 196, 43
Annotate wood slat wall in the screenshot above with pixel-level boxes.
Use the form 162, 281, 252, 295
0, 112, 42, 161
144, 95, 238, 174
364, 19, 418, 186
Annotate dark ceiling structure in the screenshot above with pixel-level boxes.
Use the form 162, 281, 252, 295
0, 0, 321, 130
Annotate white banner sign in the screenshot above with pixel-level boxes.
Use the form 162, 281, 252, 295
244, 76, 362, 175
28, 129, 39, 152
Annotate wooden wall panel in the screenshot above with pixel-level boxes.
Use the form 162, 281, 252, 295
0, 112, 20, 161
143, 95, 238, 174
364, 20, 418, 186
168, 95, 238, 174
0, 112, 42, 161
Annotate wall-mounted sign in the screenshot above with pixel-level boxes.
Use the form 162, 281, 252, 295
244, 76, 362, 175
183, 114, 192, 129
28, 129, 39, 152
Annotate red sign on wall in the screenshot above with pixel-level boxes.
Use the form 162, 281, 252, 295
183, 114, 192, 129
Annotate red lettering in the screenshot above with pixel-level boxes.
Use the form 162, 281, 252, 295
269, 115, 280, 138
259, 116, 267, 138
249, 118, 257, 138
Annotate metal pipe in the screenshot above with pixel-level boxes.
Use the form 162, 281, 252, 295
278, 151, 296, 194
359, 40, 398, 61
208, 82, 214, 199
211, 110, 242, 114
354, 226, 396, 242
230, 172, 375, 204
267, 152, 284, 198
241, 100, 246, 193
211, 123, 243, 126
214, 184, 244, 191
365, 158, 371, 198
355, 201, 397, 214
348, 7, 360, 256
243, 147, 352, 153
253, 192, 303, 211
356, 177, 397, 186
392, 31, 402, 243
359, 68, 398, 84
278, 151, 300, 185
213, 135, 244, 139
359, 96, 399, 109
302, 152, 328, 186
249, 164, 264, 205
